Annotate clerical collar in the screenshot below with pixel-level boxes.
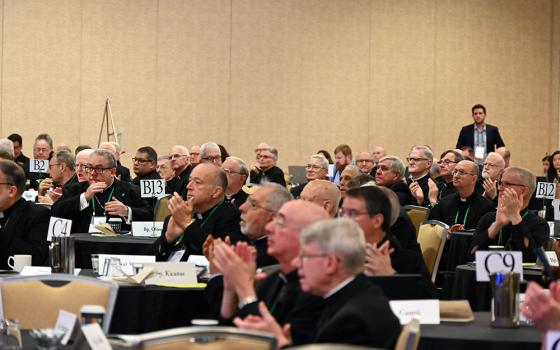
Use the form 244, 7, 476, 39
411, 173, 429, 182
323, 275, 355, 299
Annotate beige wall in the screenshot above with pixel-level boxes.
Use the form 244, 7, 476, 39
0, 0, 558, 175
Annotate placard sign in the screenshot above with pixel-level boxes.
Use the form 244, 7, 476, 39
536, 182, 557, 200
29, 159, 49, 173
475, 251, 523, 282
389, 300, 440, 325
143, 262, 198, 285
47, 217, 72, 241
546, 330, 560, 350
140, 179, 165, 198
81, 323, 111, 350
55, 310, 77, 345
132, 221, 163, 237
98, 254, 155, 277
546, 251, 560, 267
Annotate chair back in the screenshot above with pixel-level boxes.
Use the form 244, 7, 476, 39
0, 274, 118, 333
137, 326, 276, 350
417, 220, 448, 283
154, 195, 171, 221
285, 344, 383, 349
394, 317, 420, 350
403, 205, 430, 237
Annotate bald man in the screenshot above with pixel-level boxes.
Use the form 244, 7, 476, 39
300, 179, 341, 217
166, 145, 193, 197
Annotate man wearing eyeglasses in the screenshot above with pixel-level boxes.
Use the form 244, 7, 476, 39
470, 167, 549, 262
37, 150, 78, 205
75, 149, 94, 183
213, 200, 327, 344
290, 154, 329, 199
26, 133, 53, 191
0, 160, 50, 269
52, 149, 152, 233
478, 152, 506, 202
221, 156, 249, 207
200, 142, 223, 166
249, 147, 286, 187
375, 155, 415, 206
429, 160, 494, 234
234, 218, 401, 348
356, 151, 376, 176
166, 145, 192, 197
431, 150, 464, 204
131, 146, 160, 186
189, 145, 201, 168
407, 145, 436, 207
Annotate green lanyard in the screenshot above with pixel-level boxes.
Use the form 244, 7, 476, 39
1, 217, 10, 229
91, 186, 116, 215
174, 201, 223, 247
498, 210, 529, 249
454, 205, 471, 226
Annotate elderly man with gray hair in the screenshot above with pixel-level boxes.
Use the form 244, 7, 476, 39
407, 145, 436, 207
470, 166, 549, 262
249, 146, 286, 187
291, 154, 329, 198
234, 218, 401, 348
200, 142, 222, 166
222, 156, 250, 207
375, 155, 415, 206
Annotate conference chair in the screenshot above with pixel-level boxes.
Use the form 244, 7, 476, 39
135, 326, 276, 350
417, 220, 448, 283
154, 194, 171, 221
403, 205, 430, 237
395, 317, 420, 350
0, 274, 118, 333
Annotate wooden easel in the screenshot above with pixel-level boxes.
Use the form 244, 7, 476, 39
97, 98, 120, 147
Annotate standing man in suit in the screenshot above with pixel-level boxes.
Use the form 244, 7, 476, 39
52, 149, 152, 233
456, 104, 505, 164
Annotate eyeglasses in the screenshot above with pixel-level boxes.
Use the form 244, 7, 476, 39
254, 148, 271, 153
357, 159, 374, 164
190, 153, 200, 156
305, 164, 324, 170
483, 162, 500, 168
48, 163, 61, 168
257, 155, 273, 160
406, 157, 429, 163
438, 159, 457, 165
223, 168, 241, 175
246, 198, 272, 212
201, 156, 222, 163
338, 208, 370, 218
452, 169, 476, 177
169, 154, 188, 160
76, 163, 87, 170
132, 158, 152, 164
497, 180, 527, 188
85, 166, 113, 174
34, 148, 50, 153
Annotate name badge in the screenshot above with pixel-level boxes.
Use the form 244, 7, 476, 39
545, 251, 560, 267
475, 251, 523, 282
474, 146, 485, 160
132, 221, 163, 237
98, 254, 155, 277
536, 182, 557, 200
81, 323, 111, 350
389, 300, 440, 324
143, 262, 198, 285
140, 179, 166, 198
47, 217, 72, 241
29, 159, 49, 173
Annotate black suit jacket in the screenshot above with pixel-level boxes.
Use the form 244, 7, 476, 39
166, 165, 193, 198
150, 200, 246, 260
456, 123, 505, 154
250, 166, 286, 187
52, 179, 153, 233
388, 182, 415, 206
313, 274, 401, 348
116, 162, 131, 182
429, 191, 495, 230
0, 198, 50, 269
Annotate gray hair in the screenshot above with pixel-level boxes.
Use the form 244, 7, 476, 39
300, 218, 365, 275
157, 155, 170, 162
109, 141, 122, 154
309, 154, 328, 169
505, 166, 536, 199
53, 150, 76, 171
379, 155, 405, 179
200, 142, 221, 158
91, 149, 117, 168
269, 147, 279, 160
411, 145, 433, 161
0, 139, 14, 160
226, 156, 249, 177
260, 181, 293, 212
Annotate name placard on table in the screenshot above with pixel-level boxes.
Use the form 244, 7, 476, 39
132, 221, 163, 237
29, 159, 49, 173
143, 262, 198, 285
98, 254, 155, 276
475, 251, 523, 282
140, 179, 166, 198
389, 300, 440, 325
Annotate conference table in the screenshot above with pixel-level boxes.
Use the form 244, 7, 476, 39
419, 312, 540, 350
74, 233, 157, 269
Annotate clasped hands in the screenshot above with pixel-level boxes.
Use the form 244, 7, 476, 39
364, 240, 396, 276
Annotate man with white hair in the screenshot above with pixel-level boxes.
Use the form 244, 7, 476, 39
407, 145, 435, 207
249, 147, 286, 186
0, 138, 14, 160
291, 154, 329, 198
234, 218, 401, 348
200, 142, 222, 166
100, 141, 131, 182
166, 145, 192, 197
375, 155, 415, 206
75, 148, 94, 183
356, 151, 375, 176
222, 156, 249, 207
479, 152, 506, 202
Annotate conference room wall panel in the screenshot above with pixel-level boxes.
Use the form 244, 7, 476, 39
0, 0, 556, 175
